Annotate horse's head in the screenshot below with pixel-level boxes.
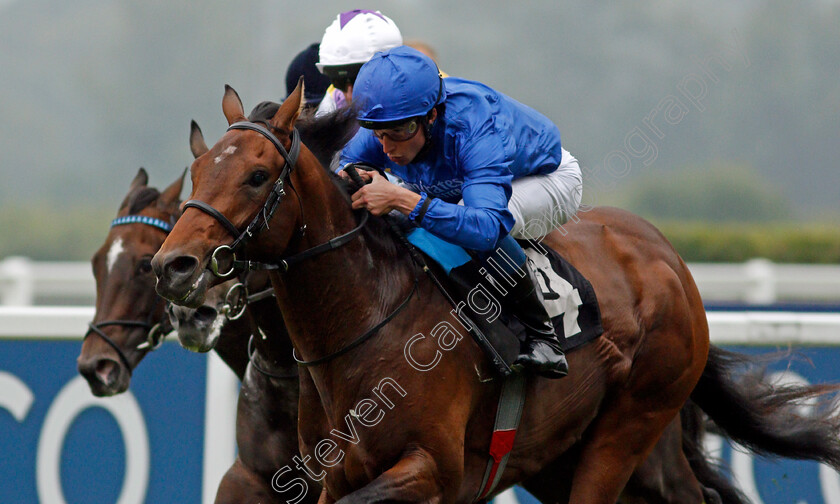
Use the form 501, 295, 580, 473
157, 120, 242, 353
78, 168, 183, 396
168, 276, 239, 352
153, 82, 314, 307
169, 269, 274, 353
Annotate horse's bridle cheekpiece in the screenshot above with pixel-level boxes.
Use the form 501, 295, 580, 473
183, 120, 368, 278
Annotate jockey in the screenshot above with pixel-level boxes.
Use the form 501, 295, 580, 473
284, 42, 332, 110
339, 46, 582, 379
314, 9, 403, 117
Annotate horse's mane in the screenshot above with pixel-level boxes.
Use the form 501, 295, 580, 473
248, 101, 358, 170
328, 172, 418, 273
247, 101, 411, 271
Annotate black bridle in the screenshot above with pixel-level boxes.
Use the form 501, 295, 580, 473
247, 334, 299, 380
85, 215, 174, 373
219, 280, 276, 321
181, 120, 419, 369
85, 315, 168, 374
182, 121, 369, 276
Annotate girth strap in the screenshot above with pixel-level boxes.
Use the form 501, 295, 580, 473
475, 373, 527, 501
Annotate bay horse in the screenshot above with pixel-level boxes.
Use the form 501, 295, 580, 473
78, 111, 343, 395
183, 114, 719, 504
154, 82, 840, 503
151, 82, 712, 504
74, 164, 313, 502
183, 109, 745, 504
77, 167, 249, 394
81, 168, 183, 394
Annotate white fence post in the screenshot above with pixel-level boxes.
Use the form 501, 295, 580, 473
202, 352, 239, 504
0, 256, 35, 306
744, 258, 776, 305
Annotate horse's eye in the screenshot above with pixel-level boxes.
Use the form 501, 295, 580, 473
248, 170, 269, 187
137, 258, 153, 275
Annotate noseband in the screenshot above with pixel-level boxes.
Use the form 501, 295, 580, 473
85, 215, 175, 373
182, 120, 368, 277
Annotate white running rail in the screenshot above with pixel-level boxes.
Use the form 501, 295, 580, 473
4, 257, 840, 306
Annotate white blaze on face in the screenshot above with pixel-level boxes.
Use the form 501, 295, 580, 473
214, 146, 237, 164
106, 237, 125, 274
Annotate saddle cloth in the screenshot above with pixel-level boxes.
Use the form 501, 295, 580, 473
406, 228, 603, 361
520, 241, 604, 352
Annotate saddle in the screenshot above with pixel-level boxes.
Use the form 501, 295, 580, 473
406, 227, 604, 377
341, 163, 603, 376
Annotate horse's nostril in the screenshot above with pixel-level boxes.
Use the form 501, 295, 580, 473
80, 358, 121, 388
195, 305, 218, 323
167, 255, 199, 277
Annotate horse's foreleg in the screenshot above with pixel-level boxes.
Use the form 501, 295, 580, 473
335, 449, 453, 504
318, 487, 337, 504
214, 457, 283, 504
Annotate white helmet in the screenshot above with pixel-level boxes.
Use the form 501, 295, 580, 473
317, 10, 403, 70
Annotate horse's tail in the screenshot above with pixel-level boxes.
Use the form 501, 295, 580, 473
691, 344, 840, 467
680, 400, 750, 504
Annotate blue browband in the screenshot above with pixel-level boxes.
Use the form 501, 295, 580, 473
111, 215, 173, 233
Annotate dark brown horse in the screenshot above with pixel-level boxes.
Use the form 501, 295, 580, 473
152, 83, 713, 504
78, 167, 250, 393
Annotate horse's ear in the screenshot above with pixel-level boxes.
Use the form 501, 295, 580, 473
130, 167, 149, 190
119, 168, 148, 210
158, 168, 186, 209
271, 76, 304, 131
189, 120, 209, 158
222, 85, 247, 126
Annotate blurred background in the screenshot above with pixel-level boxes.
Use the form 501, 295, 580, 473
2, 3, 840, 504
0, 0, 838, 262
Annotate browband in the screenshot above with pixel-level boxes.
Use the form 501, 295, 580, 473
111, 215, 173, 233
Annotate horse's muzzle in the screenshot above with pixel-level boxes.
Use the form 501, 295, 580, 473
152, 252, 209, 307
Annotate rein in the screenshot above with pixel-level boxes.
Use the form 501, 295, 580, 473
85, 215, 174, 372
184, 121, 412, 369
247, 334, 298, 379
288, 165, 424, 368
293, 266, 419, 368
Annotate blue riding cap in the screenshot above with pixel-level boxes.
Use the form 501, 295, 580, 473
354, 46, 446, 127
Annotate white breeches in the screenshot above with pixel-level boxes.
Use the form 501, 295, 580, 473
508, 148, 583, 239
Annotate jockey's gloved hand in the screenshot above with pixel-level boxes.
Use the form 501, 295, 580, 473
343, 163, 384, 185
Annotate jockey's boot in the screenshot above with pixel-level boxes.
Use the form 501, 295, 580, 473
506, 265, 568, 379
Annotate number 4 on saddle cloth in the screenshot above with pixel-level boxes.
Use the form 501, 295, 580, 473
405, 227, 604, 377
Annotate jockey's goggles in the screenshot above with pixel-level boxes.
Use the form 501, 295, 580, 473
371, 118, 422, 142
320, 63, 363, 92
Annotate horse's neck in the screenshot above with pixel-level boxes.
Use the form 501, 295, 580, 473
248, 293, 296, 370
269, 168, 411, 381
211, 318, 251, 380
